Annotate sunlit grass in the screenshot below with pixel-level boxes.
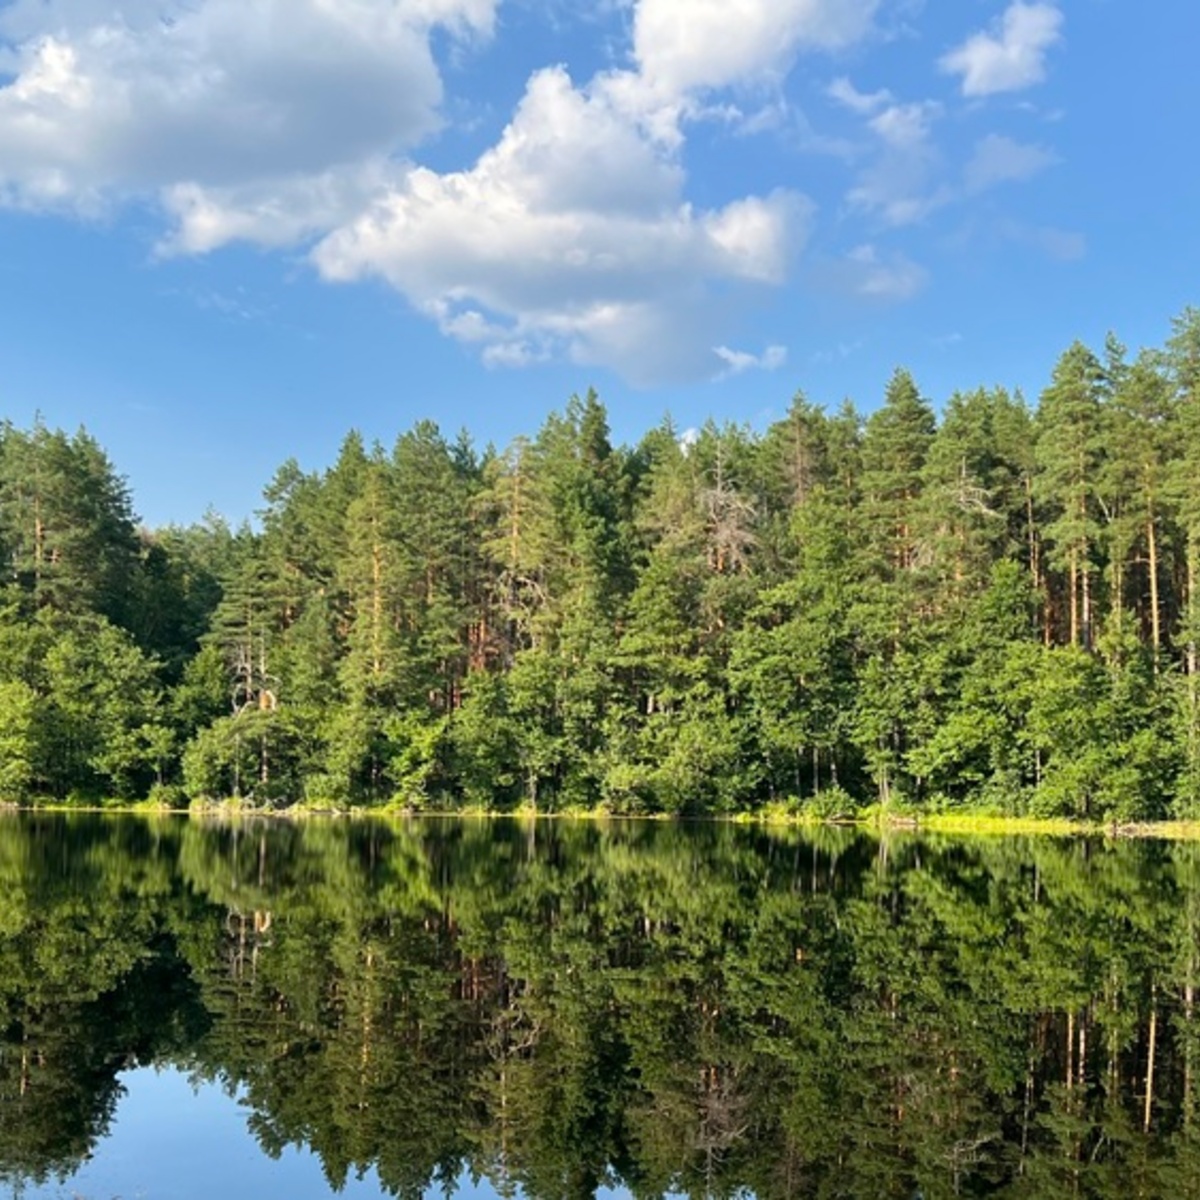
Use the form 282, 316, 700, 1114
14, 798, 1200, 840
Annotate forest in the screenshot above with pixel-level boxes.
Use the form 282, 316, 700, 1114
2, 308, 1200, 818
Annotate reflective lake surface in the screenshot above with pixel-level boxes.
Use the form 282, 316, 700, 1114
2, 816, 1200, 1199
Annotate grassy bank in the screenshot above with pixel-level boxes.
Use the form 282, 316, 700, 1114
9, 796, 1200, 840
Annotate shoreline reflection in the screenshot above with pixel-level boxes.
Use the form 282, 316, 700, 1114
2, 816, 1199, 1199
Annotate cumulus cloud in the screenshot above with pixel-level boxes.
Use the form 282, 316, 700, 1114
0, 0, 890, 381
633, 0, 881, 96
964, 133, 1056, 192
844, 96, 1058, 228
940, 2, 1063, 97
311, 66, 814, 383
869, 100, 940, 150
160, 160, 411, 255
0, 0, 495, 209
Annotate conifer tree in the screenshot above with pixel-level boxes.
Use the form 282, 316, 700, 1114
1103, 350, 1173, 654
855, 369, 936, 804
1035, 342, 1107, 648
0, 423, 140, 626
860, 369, 936, 580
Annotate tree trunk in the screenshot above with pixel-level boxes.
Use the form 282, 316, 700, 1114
33, 494, 44, 600
1186, 976, 1196, 1125
1078, 1011, 1087, 1088
1147, 505, 1162, 657
1081, 550, 1092, 651
1066, 1009, 1075, 1088
1025, 475, 1050, 645
1189, 542, 1199, 803
1069, 546, 1079, 647
371, 516, 383, 679
233, 731, 242, 797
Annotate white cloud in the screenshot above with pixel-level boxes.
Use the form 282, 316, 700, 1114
0, 0, 879, 381
732, 99, 793, 136
964, 133, 1056, 192
714, 343, 788, 378
831, 20, 1061, 233
312, 67, 814, 383
482, 340, 550, 369
940, 2, 1063, 97
633, 0, 881, 96
705, 194, 801, 285
844, 100, 1057, 228
160, 160, 407, 255
869, 100, 940, 149
0, 0, 496, 209
827, 76, 893, 116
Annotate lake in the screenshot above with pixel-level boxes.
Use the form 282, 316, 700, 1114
1, 815, 1199, 1199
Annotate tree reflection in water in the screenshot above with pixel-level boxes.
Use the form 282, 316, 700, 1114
2, 814, 1200, 1199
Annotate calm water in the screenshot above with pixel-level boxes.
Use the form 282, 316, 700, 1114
2, 816, 1200, 1199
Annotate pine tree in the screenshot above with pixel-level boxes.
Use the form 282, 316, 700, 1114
855, 369, 936, 805
391, 420, 477, 712
326, 455, 406, 800
1103, 349, 1173, 655
920, 388, 1021, 611
860, 369, 936, 580
1035, 342, 1107, 648
0, 423, 140, 626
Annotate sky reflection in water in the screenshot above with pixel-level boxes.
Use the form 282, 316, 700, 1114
16, 1068, 393, 1200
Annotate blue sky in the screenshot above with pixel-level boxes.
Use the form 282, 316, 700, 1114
0, 0, 1196, 526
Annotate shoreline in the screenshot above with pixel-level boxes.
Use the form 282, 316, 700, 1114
5, 801, 1200, 840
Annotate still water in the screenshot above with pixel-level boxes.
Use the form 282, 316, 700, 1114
2, 815, 1199, 1199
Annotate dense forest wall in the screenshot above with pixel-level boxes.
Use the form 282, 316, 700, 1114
3, 308, 1200, 818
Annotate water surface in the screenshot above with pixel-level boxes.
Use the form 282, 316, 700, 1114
2, 816, 1198, 1198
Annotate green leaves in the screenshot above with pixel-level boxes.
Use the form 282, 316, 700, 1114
0, 680, 35, 799
12, 309, 1200, 815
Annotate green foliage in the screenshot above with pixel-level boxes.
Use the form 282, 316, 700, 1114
33, 615, 169, 799
448, 670, 519, 809
0, 421, 140, 625
7, 311, 1200, 816
0, 680, 36, 798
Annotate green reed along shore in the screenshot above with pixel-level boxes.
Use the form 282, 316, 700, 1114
14, 796, 1200, 844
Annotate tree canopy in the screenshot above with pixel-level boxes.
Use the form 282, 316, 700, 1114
4, 315, 1200, 819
